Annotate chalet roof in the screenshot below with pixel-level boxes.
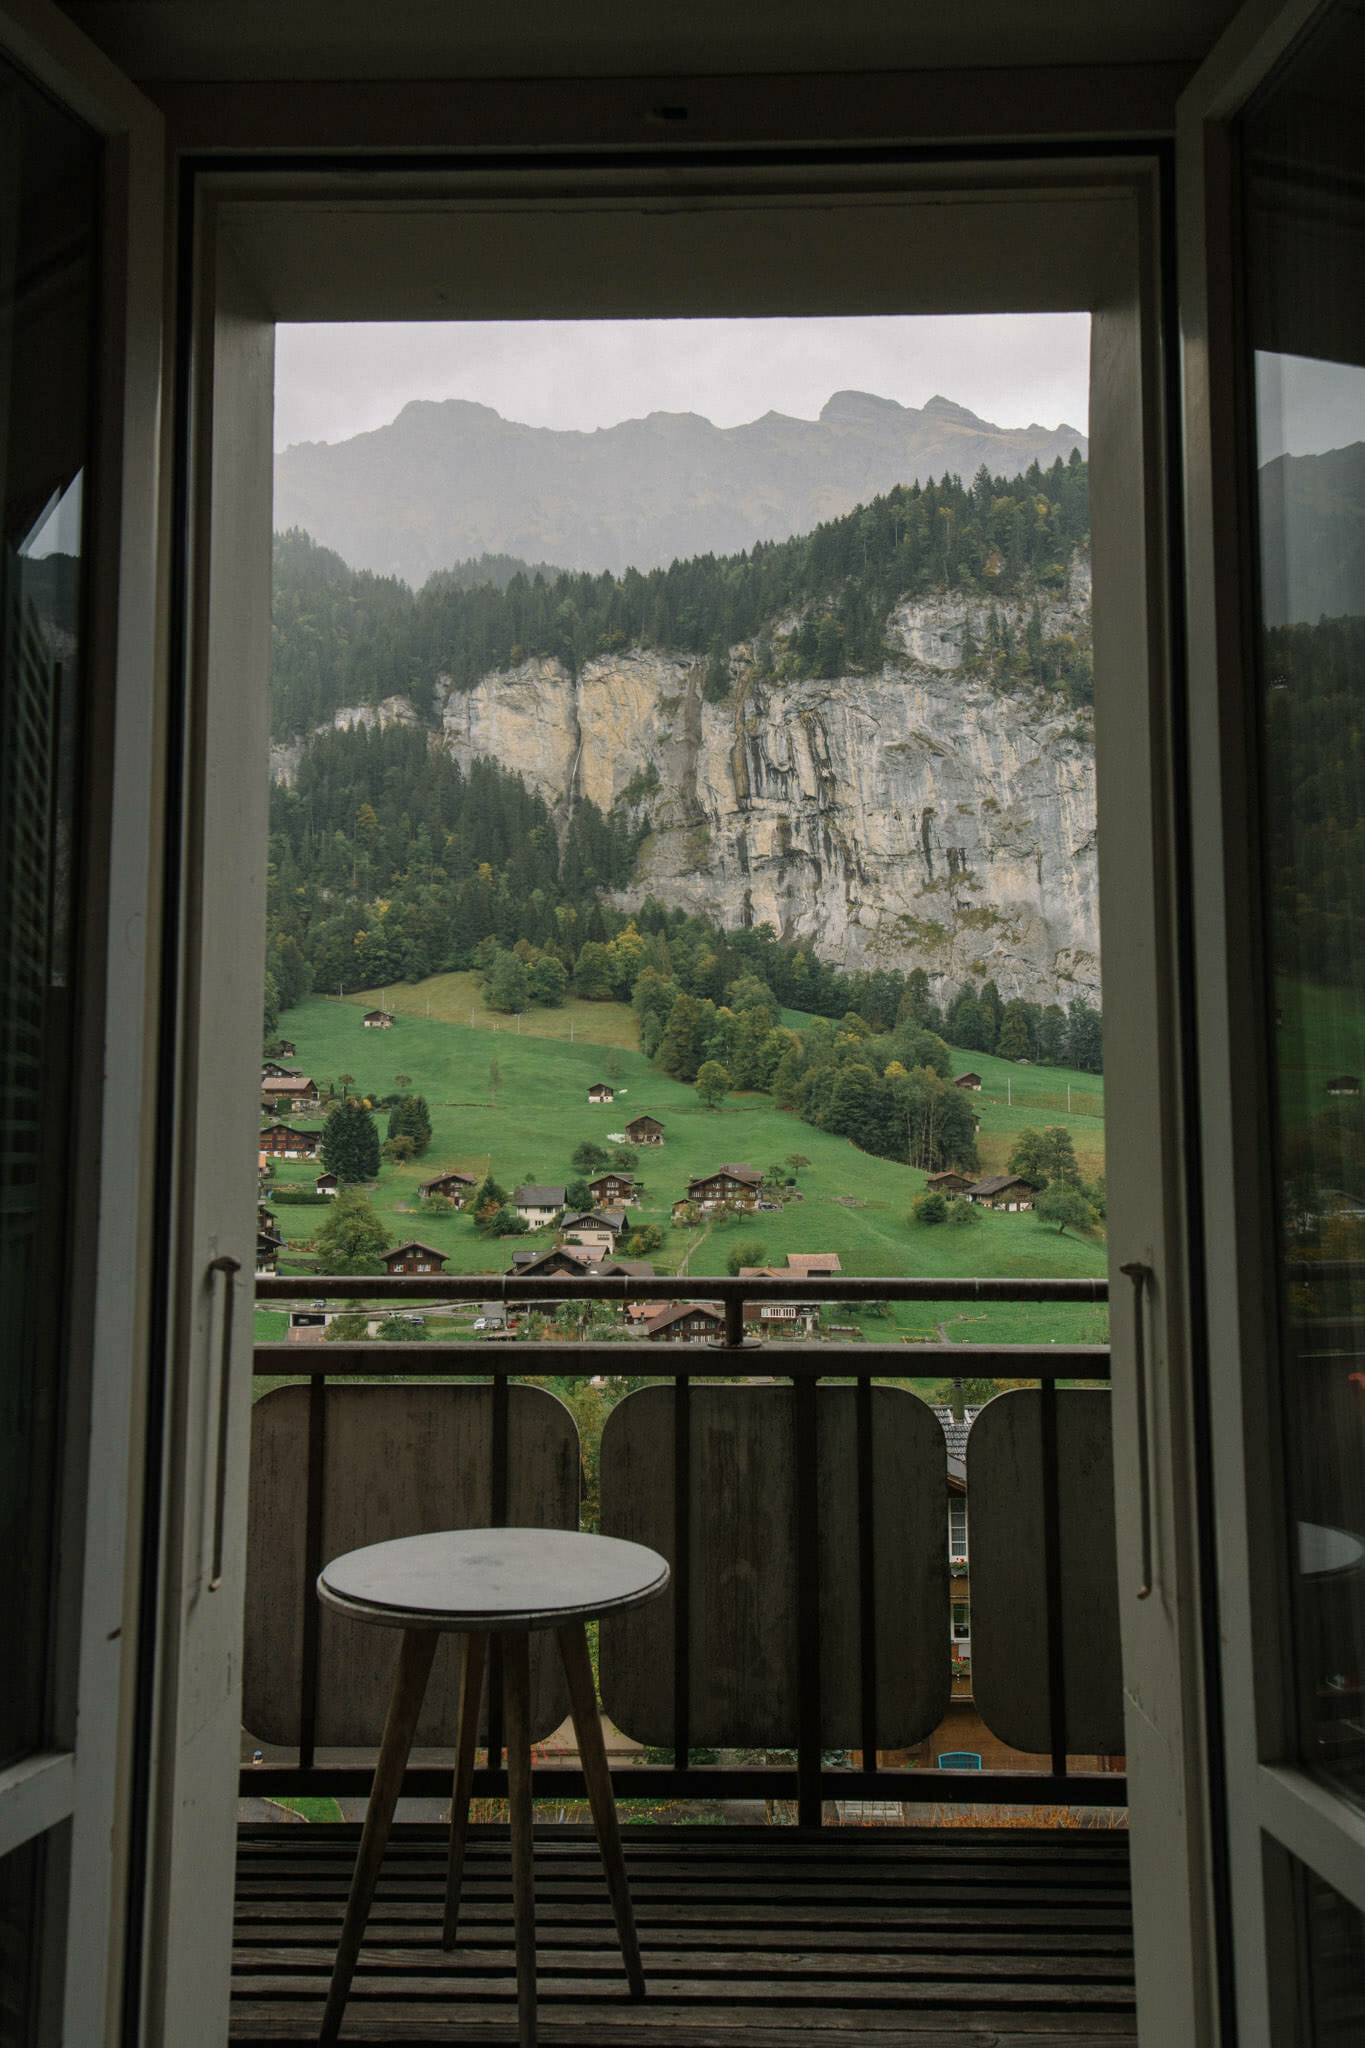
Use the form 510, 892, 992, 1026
600, 1257, 656, 1279
966, 1173, 1038, 1196
363, 1008, 393, 1020
561, 1210, 616, 1230
926, 1170, 969, 1187
315, 1171, 338, 1184
932, 1403, 983, 1462
588, 1167, 635, 1183
261, 1073, 314, 1091
625, 1112, 664, 1128
513, 1184, 567, 1205
420, 1168, 476, 1190
644, 1301, 724, 1334
510, 1245, 599, 1273
955, 1073, 983, 1086
382, 1240, 447, 1263
786, 1252, 842, 1274
689, 1162, 762, 1188
587, 1082, 614, 1094
1327, 1075, 1360, 1090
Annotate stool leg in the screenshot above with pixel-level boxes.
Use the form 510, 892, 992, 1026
320, 1627, 437, 2045
442, 1629, 489, 1948
556, 1620, 645, 1998
504, 1631, 538, 2047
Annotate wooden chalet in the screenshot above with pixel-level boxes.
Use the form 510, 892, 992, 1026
586, 1169, 639, 1207
512, 1183, 566, 1225
559, 1209, 620, 1249
965, 1173, 1039, 1211
686, 1162, 764, 1209
260, 1059, 300, 1080
955, 1072, 983, 1090
418, 1168, 476, 1205
259, 1074, 319, 1112
624, 1112, 665, 1144
313, 1171, 339, 1196
254, 1227, 283, 1274
1326, 1075, 1361, 1095
738, 1269, 816, 1333
274, 1039, 297, 1057
258, 1121, 320, 1160
362, 1008, 394, 1028
785, 1252, 842, 1276
380, 1240, 447, 1275
925, 1170, 972, 1195
642, 1302, 725, 1344
586, 1081, 614, 1103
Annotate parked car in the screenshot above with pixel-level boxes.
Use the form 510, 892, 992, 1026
472, 1316, 489, 1330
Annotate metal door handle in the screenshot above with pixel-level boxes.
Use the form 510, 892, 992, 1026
207, 1255, 241, 1590
1120, 1261, 1154, 1599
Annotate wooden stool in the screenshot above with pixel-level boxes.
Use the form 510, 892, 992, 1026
315, 1527, 669, 2045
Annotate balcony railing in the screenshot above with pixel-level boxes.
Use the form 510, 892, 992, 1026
249, 1272, 1118, 1825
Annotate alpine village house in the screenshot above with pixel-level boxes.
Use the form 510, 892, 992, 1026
3, 1, 1358, 2043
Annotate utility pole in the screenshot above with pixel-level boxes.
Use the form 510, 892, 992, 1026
1067, 1084, 1072, 1112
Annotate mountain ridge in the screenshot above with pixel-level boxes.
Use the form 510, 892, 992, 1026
274, 387, 1088, 587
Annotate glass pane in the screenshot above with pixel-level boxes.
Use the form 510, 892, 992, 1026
0, 1834, 46, 2047
0, 52, 99, 1771
1301, 1861, 1365, 2046
1243, 4, 1365, 1808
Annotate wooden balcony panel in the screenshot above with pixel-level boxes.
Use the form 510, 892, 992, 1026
231, 1822, 1135, 2044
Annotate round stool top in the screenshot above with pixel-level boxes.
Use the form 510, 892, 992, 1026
317, 1526, 670, 1632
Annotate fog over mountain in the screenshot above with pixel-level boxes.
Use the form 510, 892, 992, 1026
1257, 441, 1365, 625
274, 389, 1087, 586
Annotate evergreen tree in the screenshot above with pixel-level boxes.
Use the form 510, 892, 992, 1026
387, 1094, 433, 1156
320, 1101, 381, 1182
996, 1000, 1032, 1060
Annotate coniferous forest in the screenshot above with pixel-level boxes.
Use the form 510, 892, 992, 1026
270, 452, 1093, 737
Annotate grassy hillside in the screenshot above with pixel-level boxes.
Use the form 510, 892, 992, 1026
264, 993, 1108, 1345
353, 974, 643, 1051
1275, 977, 1365, 1128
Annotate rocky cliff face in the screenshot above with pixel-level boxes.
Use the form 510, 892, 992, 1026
274, 565, 1098, 1006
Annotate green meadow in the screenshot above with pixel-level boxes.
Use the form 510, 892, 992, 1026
1274, 977, 1365, 1128
263, 987, 1108, 1346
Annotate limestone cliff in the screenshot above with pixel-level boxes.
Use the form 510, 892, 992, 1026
275, 567, 1098, 1006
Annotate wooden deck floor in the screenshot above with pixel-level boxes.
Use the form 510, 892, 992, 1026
231, 1822, 1136, 2046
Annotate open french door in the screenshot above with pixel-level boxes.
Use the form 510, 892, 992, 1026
0, 1, 163, 2040
1180, 0, 1365, 2039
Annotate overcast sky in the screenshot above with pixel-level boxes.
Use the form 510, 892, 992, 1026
1255, 351, 1365, 462
274, 314, 1092, 450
